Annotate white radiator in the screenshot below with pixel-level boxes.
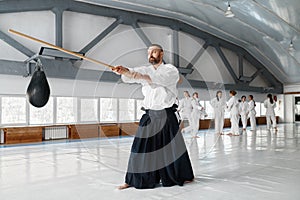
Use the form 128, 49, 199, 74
44, 126, 68, 140
0, 129, 4, 144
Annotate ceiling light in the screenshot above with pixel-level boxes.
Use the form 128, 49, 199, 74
225, 1, 235, 18
288, 40, 295, 52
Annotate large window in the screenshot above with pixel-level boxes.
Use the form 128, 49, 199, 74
80, 98, 98, 122
199, 100, 205, 108
204, 101, 214, 119
5, 95, 275, 125
30, 97, 54, 124
255, 102, 261, 117
274, 100, 281, 116
56, 97, 77, 123
119, 99, 135, 122
100, 98, 117, 122
1, 96, 27, 124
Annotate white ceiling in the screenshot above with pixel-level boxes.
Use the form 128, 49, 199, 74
77, 0, 300, 84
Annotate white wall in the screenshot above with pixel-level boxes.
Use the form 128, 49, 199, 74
284, 94, 294, 123
283, 84, 300, 123
284, 84, 300, 93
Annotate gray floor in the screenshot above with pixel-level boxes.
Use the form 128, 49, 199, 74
0, 123, 300, 200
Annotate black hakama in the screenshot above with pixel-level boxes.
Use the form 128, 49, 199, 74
125, 105, 194, 189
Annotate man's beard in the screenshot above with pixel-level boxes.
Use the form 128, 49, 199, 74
149, 56, 160, 65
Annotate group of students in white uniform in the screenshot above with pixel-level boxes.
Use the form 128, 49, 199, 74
178, 91, 207, 138
178, 90, 278, 137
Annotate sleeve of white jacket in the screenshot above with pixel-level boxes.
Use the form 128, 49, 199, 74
264, 99, 268, 108
227, 98, 233, 112
248, 101, 254, 112
150, 64, 179, 87
245, 103, 249, 112
222, 99, 227, 108
121, 67, 147, 84
238, 103, 242, 113
191, 99, 198, 109
210, 98, 216, 108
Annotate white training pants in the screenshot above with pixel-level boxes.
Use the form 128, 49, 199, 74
240, 113, 248, 129
214, 109, 224, 134
230, 113, 240, 134
266, 114, 276, 130
190, 112, 200, 136
249, 112, 256, 131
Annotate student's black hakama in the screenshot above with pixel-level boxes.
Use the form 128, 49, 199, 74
125, 105, 194, 189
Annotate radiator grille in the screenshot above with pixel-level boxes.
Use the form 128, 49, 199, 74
44, 126, 68, 140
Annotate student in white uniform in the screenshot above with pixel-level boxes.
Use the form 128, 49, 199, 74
174, 97, 181, 123
239, 95, 249, 131
113, 44, 194, 189
248, 95, 256, 131
190, 92, 205, 138
264, 94, 277, 131
178, 91, 193, 133
210, 91, 226, 135
227, 90, 240, 136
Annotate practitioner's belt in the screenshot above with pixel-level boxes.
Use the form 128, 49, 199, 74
142, 104, 178, 114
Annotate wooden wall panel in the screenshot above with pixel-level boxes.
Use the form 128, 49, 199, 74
4, 127, 42, 144
119, 122, 139, 136
199, 119, 212, 129
0, 117, 280, 145
181, 117, 272, 131
99, 124, 120, 137
69, 124, 99, 139
224, 119, 231, 128
257, 117, 266, 125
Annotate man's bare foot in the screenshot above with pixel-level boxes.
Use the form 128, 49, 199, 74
184, 179, 194, 184
227, 133, 233, 136
192, 135, 200, 138
118, 183, 130, 190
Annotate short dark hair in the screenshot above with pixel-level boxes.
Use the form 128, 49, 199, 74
230, 90, 237, 96
149, 44, 163, 51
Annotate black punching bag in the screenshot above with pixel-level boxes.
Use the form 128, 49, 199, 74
26, 65, 50, 108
